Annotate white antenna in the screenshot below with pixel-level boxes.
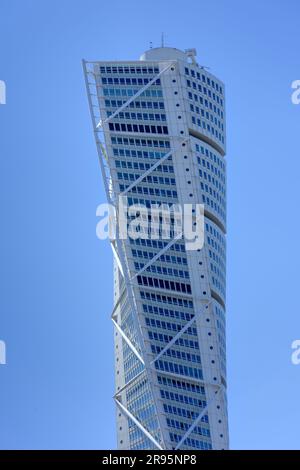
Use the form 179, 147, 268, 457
161, 32, 165, 48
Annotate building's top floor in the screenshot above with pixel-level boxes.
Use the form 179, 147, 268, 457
86, 46, 224, 90
140, 47, 196, 63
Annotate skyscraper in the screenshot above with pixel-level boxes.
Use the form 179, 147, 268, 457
83, 46, 228, 450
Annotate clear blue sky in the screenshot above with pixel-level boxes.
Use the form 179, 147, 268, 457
0, 0, 299, 450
